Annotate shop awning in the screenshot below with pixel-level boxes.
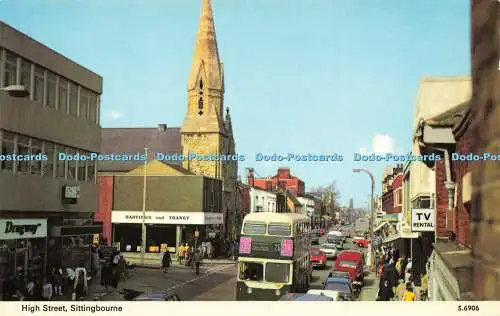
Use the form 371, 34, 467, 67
374, 221, 388, 232
382, 230, 419, 244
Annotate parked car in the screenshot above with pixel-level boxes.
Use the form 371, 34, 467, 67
319, 243, 338, 260
311, 229, 321, 244
309, 249, 327, 269
319, 228, 325, 236
322, 276, 355, 300
120, 289, 181, 301
280, 293, 333, 301
327, 270, 351, 280
334, 250, 364, 289
353, 238, 370, 248
307, 289, 344, 301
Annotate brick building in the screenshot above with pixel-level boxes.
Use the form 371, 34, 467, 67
470, 0, 500, 300
250, 167, 305, 197
381, 165, 403, 214
417, 99, 473, 300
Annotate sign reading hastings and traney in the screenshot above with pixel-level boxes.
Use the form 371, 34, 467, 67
0, 219, 48, 240
410, 209, 435, 232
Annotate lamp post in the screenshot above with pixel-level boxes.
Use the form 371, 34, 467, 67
140, 147, 149, 265
0, 85, 29, 98
353, 168, 375, 268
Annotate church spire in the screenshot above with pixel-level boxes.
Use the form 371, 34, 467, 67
188, 0, 223, 92
194, 0, 219, 64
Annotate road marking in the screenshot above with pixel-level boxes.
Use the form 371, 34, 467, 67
165, 264, 233, 291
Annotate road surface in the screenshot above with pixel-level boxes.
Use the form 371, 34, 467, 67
98, 228, 378, 301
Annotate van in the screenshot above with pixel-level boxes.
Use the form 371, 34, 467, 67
334, 250, 364, 288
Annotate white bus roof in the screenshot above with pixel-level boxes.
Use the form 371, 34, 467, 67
242, 212, 310, 224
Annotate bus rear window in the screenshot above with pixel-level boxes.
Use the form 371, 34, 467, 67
267, 224, 291, 236
243, 222, 266, 234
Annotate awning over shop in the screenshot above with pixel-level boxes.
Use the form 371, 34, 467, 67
374, 221, 388, 232
382, 214, 399, 222
382, 230, 419, 244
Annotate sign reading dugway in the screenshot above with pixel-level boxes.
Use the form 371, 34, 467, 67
410, 209, 435, 232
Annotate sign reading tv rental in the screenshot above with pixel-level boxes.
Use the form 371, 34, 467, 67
410, 209, 436, 232
0, 219, 48, 240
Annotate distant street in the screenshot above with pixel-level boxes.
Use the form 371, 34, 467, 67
97, 227, 378, 301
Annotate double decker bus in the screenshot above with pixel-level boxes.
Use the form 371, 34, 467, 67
236, 212, 312, 301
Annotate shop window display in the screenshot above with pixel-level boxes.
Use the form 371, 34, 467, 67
0, 239, 46, 282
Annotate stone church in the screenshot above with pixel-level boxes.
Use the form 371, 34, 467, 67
99, 0, 239, 241
181, 0, 239, 238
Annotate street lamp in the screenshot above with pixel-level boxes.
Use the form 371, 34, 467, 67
353, 168, 376, 268
0, 85, 29, 98
140, 147, 149, 265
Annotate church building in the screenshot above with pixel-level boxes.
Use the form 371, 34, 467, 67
96, 0, 239, 253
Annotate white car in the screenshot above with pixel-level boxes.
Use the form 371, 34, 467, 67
319, 243, 338, 259
307, 290, 342, 301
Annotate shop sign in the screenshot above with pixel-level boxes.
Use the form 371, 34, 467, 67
111, 211, 224, 225
0, 219, 48, 240
411, 208, 435, 232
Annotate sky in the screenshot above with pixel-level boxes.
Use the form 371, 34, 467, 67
0, 0, 471, 207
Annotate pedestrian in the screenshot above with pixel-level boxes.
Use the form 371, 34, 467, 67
178, 244, 185, 264
402, 282, 417, 301
100, 261, 112, 291
395, 258, 403, 278
201, 241, 207, 259
161, 250, 172, 273
41, 277, 53, 301
405, 258, 413, 283
25, 278, 35, 300
376, 279, 394, 301
72, 269, 88, 301
395, 279, 406, 300
54, 267, 64, 296
193, 250, 202, 275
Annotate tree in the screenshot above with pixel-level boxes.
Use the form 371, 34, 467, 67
310, 181, 341, 216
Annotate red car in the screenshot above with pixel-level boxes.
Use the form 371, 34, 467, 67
335, 250, 364, 288
319, 228, 325, 236
353, 238, 370, 248
309, 249, 327, 269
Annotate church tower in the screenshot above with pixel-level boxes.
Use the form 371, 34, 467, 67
181, 0, 226, 179
181, 0, 238, 238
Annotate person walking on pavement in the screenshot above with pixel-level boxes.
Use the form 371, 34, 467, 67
177, 243, 185, 264
193, 250, 202, 275
395, 279, 406, 301
377, 279, 394, 301
402, 282, 417, 301
161, 251, 172, 273
405, 258, 413, 283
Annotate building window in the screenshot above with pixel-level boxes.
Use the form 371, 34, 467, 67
198, 97, 204, 115
20, 59, 31, 96
78, 151, 87, 181
0, 131, 15, 171
30, 138, 42, 175
3, 51, 17, 87
43, 142, 55, 177
87, 158, 95, 183
56, 145, 66, 179
88, 92, 98, 123
16, 135, 30, 174
412, 195, 431, 209
79, 88, 89, 120
33, 66, 45, 104
58, 77, 68, 114
46, 72, 56, 108
68, 82, 78, 117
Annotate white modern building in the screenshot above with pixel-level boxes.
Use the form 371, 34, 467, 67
297, 196, 315, 217
249, 186, 276, 213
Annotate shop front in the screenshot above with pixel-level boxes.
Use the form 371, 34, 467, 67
0, 218, 48, 285
111, 211, 224, 254
47, 219, 103, 273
